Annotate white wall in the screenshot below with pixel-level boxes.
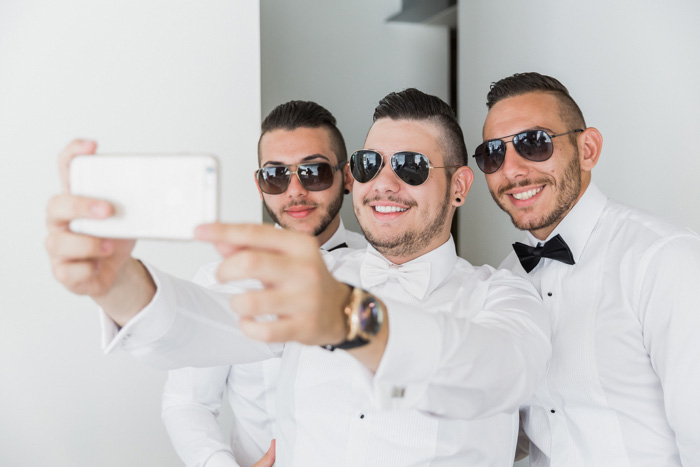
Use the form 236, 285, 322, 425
260, 0, 450, 234
0, 1, 261, 465
458, 0, 700, 267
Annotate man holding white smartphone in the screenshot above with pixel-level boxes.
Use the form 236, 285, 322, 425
161, 100, 366, 467
46, 89, 551, 465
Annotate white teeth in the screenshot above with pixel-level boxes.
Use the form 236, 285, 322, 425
512, 187, 542, 200
374, 205, 407, 213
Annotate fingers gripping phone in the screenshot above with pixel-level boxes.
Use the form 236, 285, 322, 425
69, 154, 219, 240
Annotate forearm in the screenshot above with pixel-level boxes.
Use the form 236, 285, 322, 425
346, 313, 389, 373
103, 263, 277, 369
162, 404, 236, 467
643, 235, 700, 464
371, 285, 550, 418
94, 258, 156, 327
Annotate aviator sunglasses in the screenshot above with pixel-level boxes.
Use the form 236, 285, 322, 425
255, 161, 346, 194
472, 129, 584, 174
350, 150, 460, 186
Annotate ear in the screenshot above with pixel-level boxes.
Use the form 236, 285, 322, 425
342, 162, 354, 194
578, 127, 603, 173
254, 173, 264, 200
451, 166, 474, 207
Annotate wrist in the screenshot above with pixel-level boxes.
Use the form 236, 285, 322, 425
323, 284, 385, 351
96, 258, 156, 327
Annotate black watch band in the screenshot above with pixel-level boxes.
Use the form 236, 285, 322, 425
322, 335, 370, 351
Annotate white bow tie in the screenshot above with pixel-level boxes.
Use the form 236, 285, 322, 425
360, 253, 431, 300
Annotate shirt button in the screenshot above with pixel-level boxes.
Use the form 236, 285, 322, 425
550, 409, 556, 413
360, 414, 365, 419
547, 292, 553, 297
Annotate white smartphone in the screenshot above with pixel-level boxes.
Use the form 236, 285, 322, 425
69, 153, 219, 240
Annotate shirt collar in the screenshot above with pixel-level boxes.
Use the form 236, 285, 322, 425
364, 235, 457, 297
321, 219, 348, 251
523, 182, 608, 263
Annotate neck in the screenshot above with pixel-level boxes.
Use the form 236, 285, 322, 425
315, 215, 341, 247
376, 232, 451, 265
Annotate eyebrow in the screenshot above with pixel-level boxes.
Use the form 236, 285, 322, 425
263, 154, 331, 166
487, 126, 556, 141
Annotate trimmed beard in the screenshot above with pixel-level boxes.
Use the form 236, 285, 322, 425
264, 184, 344, 237
491, 151, 581, 233
357, 186, 451, 259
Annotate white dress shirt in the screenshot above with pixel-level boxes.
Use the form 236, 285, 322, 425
319, 219, 367, 251
162, 221, 366, 467
501, 183, 700, 466
103, 237, 550, 466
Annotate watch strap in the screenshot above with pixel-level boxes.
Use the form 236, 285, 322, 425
321, 335, 370, 351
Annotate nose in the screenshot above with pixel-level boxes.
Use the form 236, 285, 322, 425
499, 142, 529, 180
369, 156, 401, 193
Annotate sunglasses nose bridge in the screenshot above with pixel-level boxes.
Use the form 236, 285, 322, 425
364, 153, 400, 188
284, 166, 311, 195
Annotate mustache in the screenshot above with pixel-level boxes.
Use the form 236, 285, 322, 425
283, 200, 319, 210
362, 194, 417, 208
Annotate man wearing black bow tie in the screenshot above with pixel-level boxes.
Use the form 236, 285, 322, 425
46, 89, 550, 465
476, 72, 700, 466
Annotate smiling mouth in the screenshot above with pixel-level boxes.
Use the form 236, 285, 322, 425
373, 205, 408, 213
511, 186, 543, 201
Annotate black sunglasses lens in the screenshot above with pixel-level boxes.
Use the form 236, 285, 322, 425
351, 150, 382, 183
258, 166, 290, 194
391, 152, 430, 186
474, 141, 505, 174
513, 130, 553, 162
298, 163, 334, 191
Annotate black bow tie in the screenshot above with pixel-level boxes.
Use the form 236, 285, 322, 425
326, 242, 348, 252
513, 234, 575, 273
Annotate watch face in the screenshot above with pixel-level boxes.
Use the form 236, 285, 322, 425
358, 295, 384, 337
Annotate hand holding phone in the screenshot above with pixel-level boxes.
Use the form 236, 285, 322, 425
69, 154, 219, 240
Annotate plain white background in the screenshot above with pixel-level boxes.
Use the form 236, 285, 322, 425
0, 1, 261, 465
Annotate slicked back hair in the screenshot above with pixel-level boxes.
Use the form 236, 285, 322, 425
373, 88, 468, 168
486, 72, 586, 139
258, 100, 347, 164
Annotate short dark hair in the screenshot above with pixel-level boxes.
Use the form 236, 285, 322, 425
486, 72, 586, 134
259, 100, 347, 164
373, 88, 468, 167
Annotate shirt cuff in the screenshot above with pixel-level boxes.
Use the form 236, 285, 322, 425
372, 299, 443, 409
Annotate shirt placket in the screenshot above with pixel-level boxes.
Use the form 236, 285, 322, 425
538, 263, 573, 465
344, 279, 404, 466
